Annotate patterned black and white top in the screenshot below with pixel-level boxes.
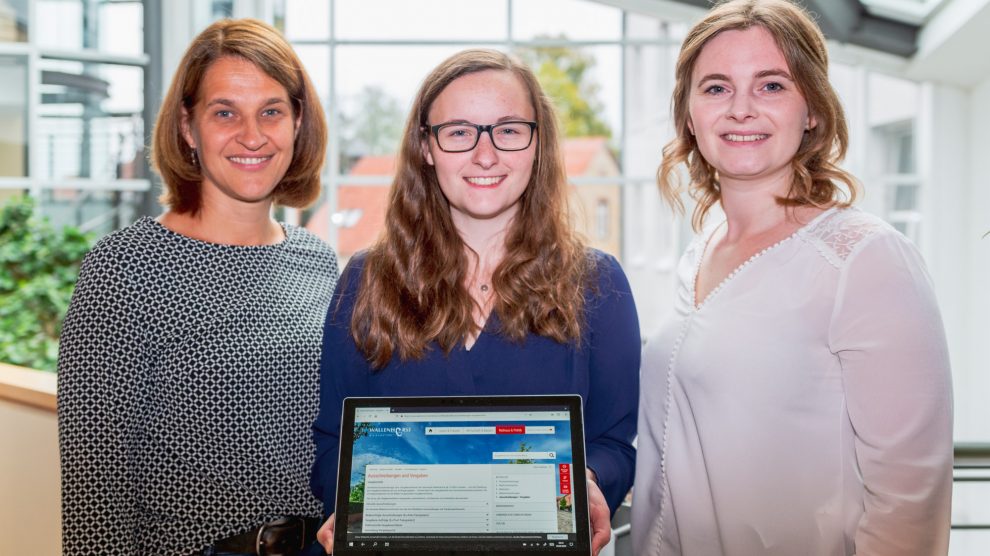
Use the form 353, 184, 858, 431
57, 217, 339, 555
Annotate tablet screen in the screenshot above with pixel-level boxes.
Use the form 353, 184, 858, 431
334, 396, 591, 555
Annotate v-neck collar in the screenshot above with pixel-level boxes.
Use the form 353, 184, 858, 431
690, 207, 837, 311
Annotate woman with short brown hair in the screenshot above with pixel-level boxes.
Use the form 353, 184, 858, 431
58, 18, 337, 555
153, 17, 327, 216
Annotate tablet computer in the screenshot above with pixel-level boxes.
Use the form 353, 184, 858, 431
333, 395, 592, 555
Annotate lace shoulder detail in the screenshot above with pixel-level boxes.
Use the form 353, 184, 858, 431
798, 208, 892, 269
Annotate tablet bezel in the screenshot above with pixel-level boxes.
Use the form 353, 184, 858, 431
333, 395, 592, 556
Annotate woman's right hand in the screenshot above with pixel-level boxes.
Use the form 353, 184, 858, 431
316, 514, 334, 554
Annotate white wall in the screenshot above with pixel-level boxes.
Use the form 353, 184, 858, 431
921, 83, 969, 438
958, 77, 990, 442
920, 76, 990, 443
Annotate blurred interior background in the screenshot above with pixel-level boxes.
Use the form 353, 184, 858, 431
0, 1, 988, 553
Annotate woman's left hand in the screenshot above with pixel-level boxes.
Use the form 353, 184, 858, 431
315, 514, 334, 554
587, 470, 611, 556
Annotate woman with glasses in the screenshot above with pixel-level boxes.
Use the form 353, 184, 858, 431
309, 49, 640, 555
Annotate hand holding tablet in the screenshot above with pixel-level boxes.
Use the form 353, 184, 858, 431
331, 395, 594, 556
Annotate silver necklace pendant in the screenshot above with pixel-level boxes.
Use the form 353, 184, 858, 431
480, 284, 489, 292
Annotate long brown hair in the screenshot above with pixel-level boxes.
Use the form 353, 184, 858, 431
658, 0, 858, 231
152, 18, 326, 214
350, 49, 593, 369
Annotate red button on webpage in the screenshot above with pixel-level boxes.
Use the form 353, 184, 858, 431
559, 464, 572, 494
495, 425, 525, 434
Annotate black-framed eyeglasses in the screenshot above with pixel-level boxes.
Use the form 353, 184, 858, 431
427, 121, 537, 153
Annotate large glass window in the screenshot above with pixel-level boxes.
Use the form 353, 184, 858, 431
37, 59, 144, 183
876, 122, 921, 243
333, 44, 472, 171
284, 0, 684, 296
512, 0, 621, 41
863, 72, 923, 245
38, 187, 145, 235
34, 56, 147, 228
3, 0, 150, 231
0, 55, 27, 178
36, 0, 143, 57
336, 0, 506, 41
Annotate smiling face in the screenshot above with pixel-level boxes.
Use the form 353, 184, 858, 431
688, 26, 815, 193
181, 56, 300, 212
423, 69, 536, 232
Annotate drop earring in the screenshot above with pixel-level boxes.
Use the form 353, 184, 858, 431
190, 148, 198, 166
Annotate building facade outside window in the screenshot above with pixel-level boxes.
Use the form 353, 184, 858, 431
0, 55, 27, 182
0, 0, 149, 236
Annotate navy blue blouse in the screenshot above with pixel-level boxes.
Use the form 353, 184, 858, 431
310, 250, 640, 516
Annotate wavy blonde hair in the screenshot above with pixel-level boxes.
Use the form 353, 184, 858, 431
348, 49, 594, 369
658, 0, 858, 231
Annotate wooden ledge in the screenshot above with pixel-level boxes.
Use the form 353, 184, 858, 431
0, 362, 57, 412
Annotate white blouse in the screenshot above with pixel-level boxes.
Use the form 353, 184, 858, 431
632, 208, 953, 556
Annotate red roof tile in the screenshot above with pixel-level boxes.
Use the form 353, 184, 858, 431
563, 137, 609, 175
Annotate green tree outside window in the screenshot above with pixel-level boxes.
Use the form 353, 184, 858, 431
518, 38, 613, 139
0, 196, 91, 371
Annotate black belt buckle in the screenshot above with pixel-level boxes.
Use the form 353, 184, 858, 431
256, 516, 306, 556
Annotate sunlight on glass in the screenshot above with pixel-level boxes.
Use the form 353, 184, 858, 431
294, 44, 330, 100
626, 12, 690, 42
36, 0, 142, 56
284, 0, 330, 40
36, 0, 83, 49
98, 3, 143, 56
513, 0, 620, 41
336, 45, 493, 106
101, 65, 144, 114
335, 0, 506, 41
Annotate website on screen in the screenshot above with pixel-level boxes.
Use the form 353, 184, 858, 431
342, 406, 581, 551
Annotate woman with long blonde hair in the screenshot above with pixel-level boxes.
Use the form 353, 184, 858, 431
310, 49, 640, 555
633, 1, 952, 554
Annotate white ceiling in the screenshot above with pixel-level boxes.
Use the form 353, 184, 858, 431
908, 0, 990, 87
860, 0, 947, 25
